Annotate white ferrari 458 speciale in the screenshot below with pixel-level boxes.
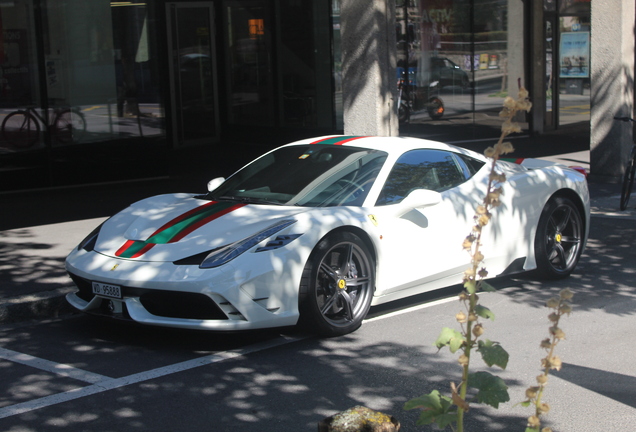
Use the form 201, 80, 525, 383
66, 136, 589, 336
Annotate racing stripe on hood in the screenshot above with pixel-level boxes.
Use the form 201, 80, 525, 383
115, 201, 246, 259
310, 136, 368, 145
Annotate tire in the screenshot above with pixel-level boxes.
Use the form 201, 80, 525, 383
54, 109, 86, 144
620, 150, 635, 211
298, 231, 375, 337
534, 196, 584, 279
427, 97, 444, 120
1, 111, 40, 148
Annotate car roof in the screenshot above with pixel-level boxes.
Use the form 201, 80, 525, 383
283, 135, 486, 161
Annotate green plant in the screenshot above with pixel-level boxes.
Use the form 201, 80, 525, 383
521, 289, 573, 432
404, 87, 532, 432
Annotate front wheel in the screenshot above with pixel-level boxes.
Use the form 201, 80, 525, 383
54, 109, 86, 144
620, 149, 635, 210
398, 101, 410, 124
298, 231, 375, 337
534, 196, 584, 279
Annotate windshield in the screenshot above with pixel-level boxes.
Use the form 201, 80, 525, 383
207, 144, 388, 207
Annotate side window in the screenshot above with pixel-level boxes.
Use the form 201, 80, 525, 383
456, 153, 486, 176
376, 149, 469, 206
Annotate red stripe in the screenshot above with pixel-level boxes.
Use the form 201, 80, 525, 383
309, 136, 369, 145
310, 136, 341, 144
169, 203, 246, 243
115, 239, 136, 257
130, 243, 156, 259
515, 158, 525, 164
150, 201, 219, 237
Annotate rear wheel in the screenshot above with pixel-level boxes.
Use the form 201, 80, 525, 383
427, 97, 444, 120
298, 231, 375, 337
534, 196, 583, 279
620, 150, 635, 210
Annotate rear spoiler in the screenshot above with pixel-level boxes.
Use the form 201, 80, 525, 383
501, 158, 588, 178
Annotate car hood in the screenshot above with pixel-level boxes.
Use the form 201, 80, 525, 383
94, 193, 307, 262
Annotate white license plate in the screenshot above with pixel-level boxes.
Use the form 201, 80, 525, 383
92, 281, 122, 299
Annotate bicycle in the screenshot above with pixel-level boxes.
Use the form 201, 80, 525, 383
615, 116, 636, 210
1, 106, 86, 149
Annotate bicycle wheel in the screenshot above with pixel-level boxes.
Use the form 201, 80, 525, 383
1, 111, 40, 149
54, 109, 86, 144
620, 148, 636, 210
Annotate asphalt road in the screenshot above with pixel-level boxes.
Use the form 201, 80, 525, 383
0, 213, 634, 432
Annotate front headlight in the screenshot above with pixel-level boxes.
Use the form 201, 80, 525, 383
77, 222, 105, 252
181, 219, 298, 269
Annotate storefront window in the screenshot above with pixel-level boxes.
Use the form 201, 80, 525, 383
225, 1, 274, 126
0, 0, 164, 156
0, 0, 42, 153
558, 15, 590, 126
398, 0, 526, 140
41, 0, 164, 145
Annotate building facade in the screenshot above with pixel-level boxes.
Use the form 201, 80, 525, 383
0, 0, 630, 192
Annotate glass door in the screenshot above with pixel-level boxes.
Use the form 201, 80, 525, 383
167, 2, 219, 146
545, 18, 556, 129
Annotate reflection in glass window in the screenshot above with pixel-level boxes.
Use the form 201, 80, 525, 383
40, 0, 165, 145
225, 1, 274, 126
398, 1, 526, 139
0, 0, 42, 153
377, 149, 474, 205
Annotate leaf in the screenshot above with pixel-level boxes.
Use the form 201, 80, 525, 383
435, 327, 466, 353
464, 280, 477, 294
477, 339, 509, 369
404, 390, 457, 428
468, 371, 510, 408
404, 391, 444, 412
481, 281, 497, 292
525, 428, 540, 432
475, 304, 495, 321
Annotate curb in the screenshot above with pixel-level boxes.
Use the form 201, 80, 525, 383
0, 286, 76, 324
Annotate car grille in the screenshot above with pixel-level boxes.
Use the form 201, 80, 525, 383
68, 272, 228, 320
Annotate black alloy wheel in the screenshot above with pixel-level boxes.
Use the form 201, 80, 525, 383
299, 231, 375, 337
534, 196, 584, 279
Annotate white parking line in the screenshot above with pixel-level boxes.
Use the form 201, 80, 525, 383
365, 296, 457, 322
0, 347, 108, 384
0, 335, 306, 419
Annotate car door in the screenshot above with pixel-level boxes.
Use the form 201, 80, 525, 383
371, 149, 485, 296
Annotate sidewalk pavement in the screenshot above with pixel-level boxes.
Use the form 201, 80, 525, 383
0, 146, 632, 324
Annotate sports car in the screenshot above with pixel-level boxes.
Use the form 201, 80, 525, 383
65, 136, 590, 336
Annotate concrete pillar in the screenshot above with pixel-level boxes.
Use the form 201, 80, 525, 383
340, 0, 398, 136
529, 0, 546, 134
590, 0, 635, 181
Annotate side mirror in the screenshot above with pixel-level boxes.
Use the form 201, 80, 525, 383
393, 189, 441, 217
207, 177, 225, 192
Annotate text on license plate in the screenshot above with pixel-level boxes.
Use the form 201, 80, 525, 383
92, 282, 122, 299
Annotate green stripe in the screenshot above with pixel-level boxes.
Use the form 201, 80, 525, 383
147, 201, 235, 244
119, 241, 148, 259
317, 136, 360, 145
